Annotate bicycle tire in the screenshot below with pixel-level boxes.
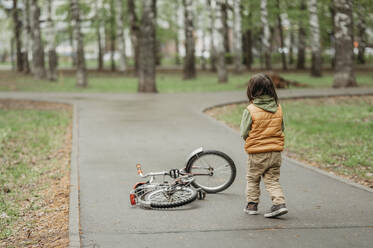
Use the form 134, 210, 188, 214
185, 150, 236, 193
139, 187, 197, 209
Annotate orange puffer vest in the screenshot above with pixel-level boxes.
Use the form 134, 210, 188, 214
244, 104, 285, 154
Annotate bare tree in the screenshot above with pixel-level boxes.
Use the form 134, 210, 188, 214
215, 0, 228, 83
46, 0, 57, 81
128, 0, 140, 74
30, 0, 46, 79
297, 0, 306, 70
71, 0, 87, 87
260, 0, 271, 70
116, 0, 127, 72
332, 0, 356, 88
138, 0, 157, 93
182, 0, 196, 79
232, 0, 242, 73
307, 0, 322, 76
276, 0, 287, 70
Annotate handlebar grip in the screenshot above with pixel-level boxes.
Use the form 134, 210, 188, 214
136, 164, 143, 175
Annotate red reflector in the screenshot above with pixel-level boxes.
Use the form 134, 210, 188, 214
130, 194, 136, 205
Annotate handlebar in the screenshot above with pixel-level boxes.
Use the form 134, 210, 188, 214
136, 164, 168, 178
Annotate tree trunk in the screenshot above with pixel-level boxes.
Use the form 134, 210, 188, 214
110, 0, 116, 71
288, 27, 294, 65
307, 0, 322, 77
128, 0, 140, 75
356, 3, 366, 65
71, 0, 87, 87
30, 0, 46, 79
116, 0, 127, 72
260, 0, 271, 70
22, 0, 31, 74
215, 0, 228, 83
232, 0, 242, 73
243, 30, 253, 70
10, 37, 15, 71
46, 0, 58, 81
297, 0, 306, 70
221, 1, 229, 55
182, 0, 196, 80
329, 3, 336, 68
332, 0, 356, 88
208, 0, 217, 72
138, 0, 157, 93
201, 28, 207, 71
13, 0, 23, 72
276, 0, 287, 71
95, 1, 104, 70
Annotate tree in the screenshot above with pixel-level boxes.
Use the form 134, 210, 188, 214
332, 0, 356, 88
260, 0, 271, 70
307, 0, 322, 77
276, 0, 287, 70
109, 0, 116, 71
46, 0, 58, 81
94, 0, 104, 70
356, 2, 367, 64
12, 0, 23, 72
128, 0, 140, 74
208, 0, 217, 72
116, 0, 127, 72
296, 0, 306, 70
71, 0, 87, 87
22, 0, 31, 73
215, 0, 228, 83
30, 0, 46, 79
182, 0, 196, 80
232, 0, 242, 73
138, 0, 157, 93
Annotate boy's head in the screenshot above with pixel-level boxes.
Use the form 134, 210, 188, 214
247, 73, 278, 104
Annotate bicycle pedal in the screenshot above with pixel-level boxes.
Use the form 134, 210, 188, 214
197, 190, 206, 200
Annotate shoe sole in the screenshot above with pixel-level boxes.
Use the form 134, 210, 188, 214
244, 209, 258, 215
264, 208, 288, 218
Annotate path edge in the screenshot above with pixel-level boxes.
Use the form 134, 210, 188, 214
202, 90, 373, 194
69, 103, 81, 248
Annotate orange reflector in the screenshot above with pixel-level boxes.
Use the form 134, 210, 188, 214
130, 194, 136, 205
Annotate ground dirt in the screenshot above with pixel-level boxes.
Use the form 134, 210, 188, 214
0, 100, 71, 248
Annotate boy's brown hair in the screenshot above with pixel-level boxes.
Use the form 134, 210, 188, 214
247, 73, 279, 104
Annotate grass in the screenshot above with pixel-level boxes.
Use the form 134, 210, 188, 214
0, 103, 71, 240
0, 70, 372, 93
207, 96, 373, 187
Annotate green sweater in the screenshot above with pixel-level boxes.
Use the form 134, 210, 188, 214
240, 95, 284, 140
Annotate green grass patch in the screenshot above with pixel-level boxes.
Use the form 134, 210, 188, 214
207, 96, 373, 186
0, 104, 71, 239
0, 70, 372, 93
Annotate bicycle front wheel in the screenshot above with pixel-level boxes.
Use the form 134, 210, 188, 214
185, 150, 236, 193
142, 187, 197, 209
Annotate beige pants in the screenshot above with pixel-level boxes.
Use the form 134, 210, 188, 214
246, 151, 285, 205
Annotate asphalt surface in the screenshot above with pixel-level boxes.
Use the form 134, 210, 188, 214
1, 88, 373, 248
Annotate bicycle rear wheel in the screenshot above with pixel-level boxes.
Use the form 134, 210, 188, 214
139, 187, 197, 209
185, 150, 236, 193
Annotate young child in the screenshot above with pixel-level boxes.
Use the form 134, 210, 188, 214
240, 73, 288, 218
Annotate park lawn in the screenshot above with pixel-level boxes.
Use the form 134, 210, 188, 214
0, 70, 372, 93
206, 96, 373, 188
0, 100, 71, 247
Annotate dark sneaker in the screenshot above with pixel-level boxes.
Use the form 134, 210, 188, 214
244, 202, 258, 215
264, 203, 288, 218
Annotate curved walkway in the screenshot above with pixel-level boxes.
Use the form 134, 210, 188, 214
1, 88, 373, 248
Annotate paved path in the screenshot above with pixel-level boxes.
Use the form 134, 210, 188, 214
1, 88, 373, 248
